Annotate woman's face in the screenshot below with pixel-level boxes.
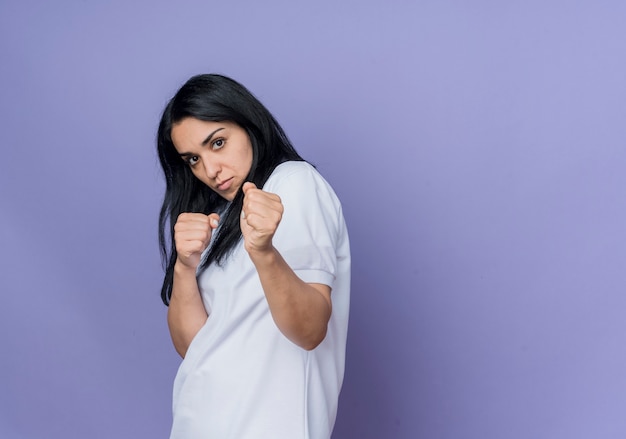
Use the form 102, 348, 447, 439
171, 118, 253, 201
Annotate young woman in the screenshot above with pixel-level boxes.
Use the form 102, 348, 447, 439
157, 74, 351, 439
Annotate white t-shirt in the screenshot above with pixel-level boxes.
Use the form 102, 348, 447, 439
170, 161, 351, 439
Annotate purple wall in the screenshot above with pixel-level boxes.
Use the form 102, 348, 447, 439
2, 1, 625, 438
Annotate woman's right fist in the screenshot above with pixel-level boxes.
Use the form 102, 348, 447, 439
174, 213, 220, 269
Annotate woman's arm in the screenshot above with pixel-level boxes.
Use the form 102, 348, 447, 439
241, 182, 332, 350
167, 213, 219, 358
167, 262, 208, 358
248, 247, 332, 350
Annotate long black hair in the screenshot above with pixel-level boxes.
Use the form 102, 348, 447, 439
157, 74, 304, 305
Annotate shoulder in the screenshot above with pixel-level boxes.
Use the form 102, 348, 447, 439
264, 161, 346, 234
264, 161, 334, 196
266, 161, 318, 183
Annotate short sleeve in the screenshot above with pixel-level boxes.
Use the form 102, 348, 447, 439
263, 162, 342, 288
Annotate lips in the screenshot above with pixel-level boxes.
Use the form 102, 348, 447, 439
216, 178, 233, 192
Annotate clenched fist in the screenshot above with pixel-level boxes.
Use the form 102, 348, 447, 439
174, 212, 220, 269
240, 182, 283, 254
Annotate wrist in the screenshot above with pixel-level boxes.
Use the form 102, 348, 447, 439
247, 245, 278, 267
174, 259, 199, 277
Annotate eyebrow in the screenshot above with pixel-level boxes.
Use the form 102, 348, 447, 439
178, 127, 226, 157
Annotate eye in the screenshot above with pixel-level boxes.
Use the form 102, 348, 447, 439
186, 156, 200, 167
212, 138, 225, 150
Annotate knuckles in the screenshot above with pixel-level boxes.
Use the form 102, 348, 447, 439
242, 191, 284, 222
173, 213, 214, 266
174, 213, 210, 231
174, 213, 212, 245
176, 212, 210, 223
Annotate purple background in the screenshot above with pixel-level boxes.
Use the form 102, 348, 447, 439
1, 1, 625, 438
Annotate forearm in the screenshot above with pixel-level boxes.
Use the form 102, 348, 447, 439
249, 246, 332, 350
167, 261, 208, 358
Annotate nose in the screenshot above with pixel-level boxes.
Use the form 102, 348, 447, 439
203, 157, 220, 179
